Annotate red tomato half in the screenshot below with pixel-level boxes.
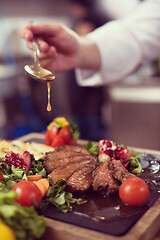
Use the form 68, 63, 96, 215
13, 180, 42, 207
119, 177, 149, 206
51, 135, 66, 148
59, 126, 72, 144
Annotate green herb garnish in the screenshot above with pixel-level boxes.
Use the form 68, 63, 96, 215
129, 153, 143, 174
0, 163, 27, 190
85, 141, 99, 157
42, 179, 87, 212
27, 155, 47, 177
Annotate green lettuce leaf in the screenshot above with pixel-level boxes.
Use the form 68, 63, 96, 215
85, 141, 99, 156
0, 164, 27, 190
0, 191, 46, 240
27, 155, 46, 177
42, 179, 87, 213
129, 153, 143, 174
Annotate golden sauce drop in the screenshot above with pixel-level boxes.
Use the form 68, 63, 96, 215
47, 81, 52, 111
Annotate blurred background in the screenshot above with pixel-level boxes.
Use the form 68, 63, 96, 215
0, 0, 160, 150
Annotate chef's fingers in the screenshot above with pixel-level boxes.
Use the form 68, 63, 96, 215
39, 58, 55, 70
30, 46, 56, 60
29, 52, 55, 72
35, 39, 50, 53
28, 38, 56, 55
20, 26, 34, 41
26, 41, 33, 50
26, 22, 62, 37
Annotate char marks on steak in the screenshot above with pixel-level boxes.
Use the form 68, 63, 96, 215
92, 159, 119, 196
44, 154, 96, 173
44, 145, 92, 173
67, 162, 98, 193
48, 159, 95, 183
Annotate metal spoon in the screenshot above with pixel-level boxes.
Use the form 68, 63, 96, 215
24, 41, 55, 81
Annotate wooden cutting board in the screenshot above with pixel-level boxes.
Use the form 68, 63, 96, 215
18, 133, 160, 240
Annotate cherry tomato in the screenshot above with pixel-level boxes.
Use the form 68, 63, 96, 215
51, 135, 66, 148
59, 126, 72, 144
119, 177, 149, 206
13, 180, 42, 207
0, 172, 4, 182
45, 130, 51, 146
48, 125, 59, 141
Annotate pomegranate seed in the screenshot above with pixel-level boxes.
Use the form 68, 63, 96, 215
1, 151, 31, 173
98, 139, 135, 169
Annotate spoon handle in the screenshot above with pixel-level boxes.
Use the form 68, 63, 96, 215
32, 41, 40, 66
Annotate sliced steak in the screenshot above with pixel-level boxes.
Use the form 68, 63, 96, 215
48, 159, 94, 183
67, 162, 98, 192
46, 145, 90, 160
110, 159, 136, 183
44, 145, 92, 173
44, 153, 96, 173
92, 160, 119, 196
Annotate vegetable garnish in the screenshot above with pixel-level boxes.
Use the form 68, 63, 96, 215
0, 191, 46, 240
27, 154, 47, 177
13, 180, 42, 207
119, 177, 150, 206
27, 174, 42, 181
45, 117, 80, 147
41, 179, 87, 213
85, 140, 143, 174
128, 153, 142, 174
0, 150, 88, 239
0, 151, 31, 173
33, 178, 50, 197
48, 117, 69, 128
85, 141, 100, 157
0, 163, 27, 190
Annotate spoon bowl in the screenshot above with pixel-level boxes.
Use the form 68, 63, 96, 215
24, 41, 55, 82
24, 64, 55, 81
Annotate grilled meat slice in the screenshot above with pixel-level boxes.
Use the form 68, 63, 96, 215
56, 145, 91, 154
110, 159, 136, 183
67, 162, 98, 192
44, 145, 92, 173
92, 160, 119, 196
46, 145, 90, 160
48, 159, 94, 183
44, 153, 96, 173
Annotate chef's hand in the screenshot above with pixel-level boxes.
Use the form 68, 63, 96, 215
20, 22, 101, 73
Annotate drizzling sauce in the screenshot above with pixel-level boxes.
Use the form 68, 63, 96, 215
47, 81, 52, 112
25, 63, 55, 111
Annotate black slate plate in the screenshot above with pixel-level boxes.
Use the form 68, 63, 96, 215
41, 153, 160, 236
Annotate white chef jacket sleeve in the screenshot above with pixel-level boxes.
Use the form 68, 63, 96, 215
76, 0, 160, 87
